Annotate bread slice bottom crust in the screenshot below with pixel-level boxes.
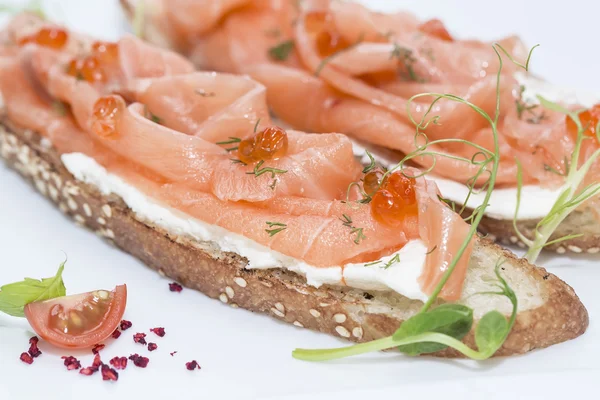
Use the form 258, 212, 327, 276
0, 122, 589, 358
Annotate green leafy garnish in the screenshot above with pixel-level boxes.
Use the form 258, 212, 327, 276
514, 96, 600, 262
381, 253, 400, 269
293, 43, 535, 362
150, 113, 161, 124
339, 214, 366, 244
0, 261, 67, 317
269, 40, 295, 61
265, 221, 287, 237
390, 43, 426, 83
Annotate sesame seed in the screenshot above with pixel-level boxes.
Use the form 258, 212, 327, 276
52, 174, 62, 188
67, 197, 78, 211
352, 327, 363, 339
74, 215, 85, 224
233, 277, 247, 287
83, 203, 92, 217
104, 229, 115, 239
58, 202, 68, 214
271, 307, 285, 318
219, 293, 228, 303
333, 313, 347, 323
65, 184, 80, 196
293, 321, 304, 328
230, 303, 239, 308
509, 236, 518, 244
97, 217, 106, 225
588, 247, 600, 254
335, 326, 350, 338
557, 247, 566, 254
225, 286, 235, 299
40, 169, 50, 181
275, 302, 285, 313
158, 269, 166, 277
568, 245, 583, 253
309, 309, 321, 318
260, 281, 273, 288
34, 179, 47, 196
102, 204, 112, 218
48, 185, 58, 201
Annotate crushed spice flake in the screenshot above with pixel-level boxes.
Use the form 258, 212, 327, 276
101, 364, 119, 381
28, 336, 42, 358
170, 351, 178, 357
109, 356, 128, 370
79, 367, 97, 376
148, 343, 158, 352
20, 352, 33, 364
133, 332, 147, 345
61, 356, 82, 371
169, 282, 183, 292
92, 343, 105, 355
120, 319, 133, 331
185, 360, 201, 371
111, 329, 122, 339
129, 353, 149, 368
150, 327, 166, 337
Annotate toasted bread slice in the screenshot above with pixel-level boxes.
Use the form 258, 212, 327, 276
0, 120, 588, 357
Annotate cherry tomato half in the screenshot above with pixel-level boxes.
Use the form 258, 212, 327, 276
24, 284, 127, 349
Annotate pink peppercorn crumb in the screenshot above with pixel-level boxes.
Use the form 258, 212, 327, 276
169, 282, 183, 292
129, 354, 149, 368
80, 354, 102, 376
150, 327, 166, 337
92, 344, 105, 355
20, 352, 33, 364
28, 336, 42, 358
79, 367, 96, 376
170, 351, 178, 357
133, 332, 147, 345
120, 320, 133, 331
111, 329, 122, 339
101, 364, 119, 381
148, 343, 158, 351
109, 356, 128, 370
186, 360, 201, 371
61, 356, 81, 371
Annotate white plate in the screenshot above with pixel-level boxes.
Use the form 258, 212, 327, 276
0, 1, 598, 399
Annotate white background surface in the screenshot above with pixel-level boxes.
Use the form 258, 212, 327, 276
0, 1, 598, 399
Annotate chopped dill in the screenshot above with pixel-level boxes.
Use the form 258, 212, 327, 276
390, 43, 427, 83
265, 221, 287, 236
52, 101, 67, 116
268, 40, 295, 61
230, 158, 247, 165
339, 214, 366, 244
216, 137, 242, 152
246, 160, 287, 178
425, 245, 437, 255
362, 150, 376, 173
382, 253, 400, 269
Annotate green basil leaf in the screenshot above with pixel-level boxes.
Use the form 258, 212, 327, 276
0, 261, 67, 317
474, 310, 508, 355
393, 303, 473, 356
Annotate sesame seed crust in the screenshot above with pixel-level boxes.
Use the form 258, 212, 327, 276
0, 122, 589, 358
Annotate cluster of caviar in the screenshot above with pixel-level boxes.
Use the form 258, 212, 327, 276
566, 104, 600, 143
18, 27, 68, 49
305, 11, 350, 58
237, 126, 289, 164
366, 170, 419, 227
66, 41, 119, 83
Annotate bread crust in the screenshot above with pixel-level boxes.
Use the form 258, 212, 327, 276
0, 122, 588, 357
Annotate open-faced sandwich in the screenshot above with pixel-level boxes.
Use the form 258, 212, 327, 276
121, 0, 600, 259
0, 14, 588, 360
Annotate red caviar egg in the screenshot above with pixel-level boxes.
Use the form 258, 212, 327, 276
91, 41, 119, 64
418, 19, 453, 42
566, 104, 600, 142
91, 96, 125, 138
18, 27, 68, 49
66, 56, 105, 83
371, 172, 418, 227
237, 126, 288, 164
363, 170, 384, 196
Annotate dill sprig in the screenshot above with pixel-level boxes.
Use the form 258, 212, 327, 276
339, 214, 366, 244
246, 160, 287, 178
216, 137, 242, 152
265, 221, 287, 237
269, 40, 295, 61
390, 43, 427, 83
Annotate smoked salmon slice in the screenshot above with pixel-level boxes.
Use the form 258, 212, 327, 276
0, 14, 477, 301
129, 0, 596, 188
